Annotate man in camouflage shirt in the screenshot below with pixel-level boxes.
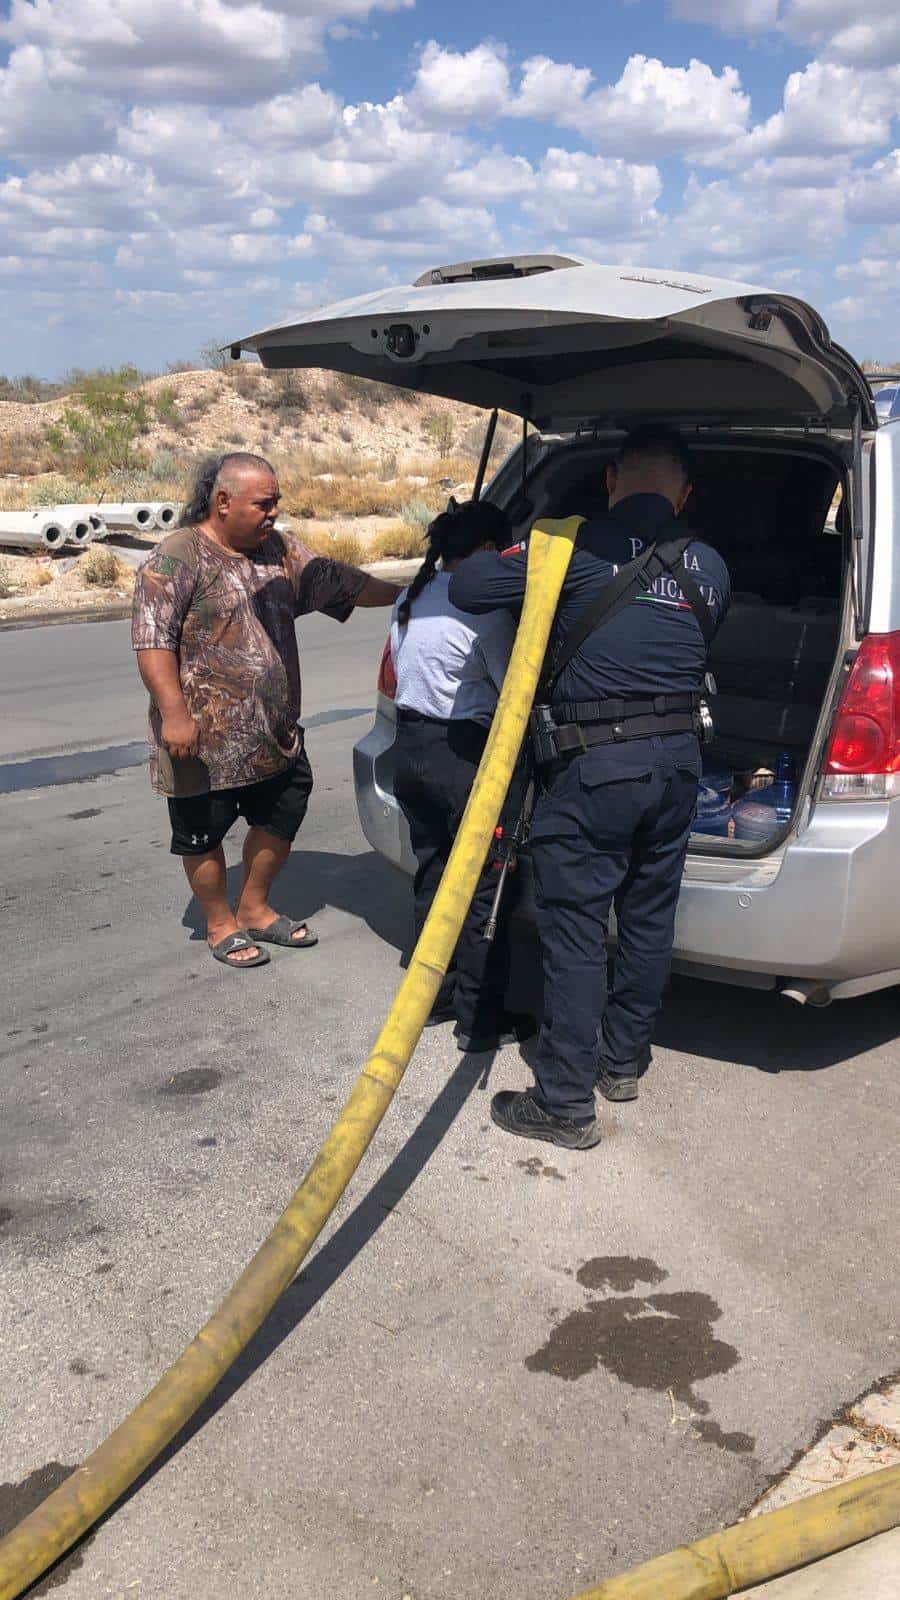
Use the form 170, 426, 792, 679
132, 451, 400, 969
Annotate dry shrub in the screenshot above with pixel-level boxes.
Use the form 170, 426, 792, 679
81, 546, 124, 587
0, 432, 61, 476
182, 392, 215, 419
0, 559, 14, 598
232, 368, 262, 402
301, 529, 367, 565
368, 522, 425, 560
34, 565, 54, 587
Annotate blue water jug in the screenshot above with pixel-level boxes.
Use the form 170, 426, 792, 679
732, 752, 796, 842
693, 783, 733, 836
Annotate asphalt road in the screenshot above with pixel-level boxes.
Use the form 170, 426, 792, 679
1, 615, 898, 1600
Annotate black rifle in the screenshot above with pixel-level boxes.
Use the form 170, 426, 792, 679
484, 769, 536, 943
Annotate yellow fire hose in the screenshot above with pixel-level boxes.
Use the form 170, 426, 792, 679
569, 1461, 900, 1597
0, 519, 582, 1600
2, 513, 898, 1599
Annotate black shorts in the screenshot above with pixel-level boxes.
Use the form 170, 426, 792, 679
167, 751, 313, 856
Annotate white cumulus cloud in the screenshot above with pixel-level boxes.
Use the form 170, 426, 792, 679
734, 60, 899, 160
411, 40, 510, 124
847, 149, 900, 222
556, 55, 751, 158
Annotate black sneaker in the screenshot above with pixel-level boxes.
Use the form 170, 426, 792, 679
595, 1063, 639, 1102
454, 1012, 537, 1053
490, 1090, 602, 1150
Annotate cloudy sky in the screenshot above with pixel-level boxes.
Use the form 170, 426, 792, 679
1, 0, 898, 377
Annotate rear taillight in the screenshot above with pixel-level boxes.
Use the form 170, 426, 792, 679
823, 633, 900, 799
376, 636, 397, 701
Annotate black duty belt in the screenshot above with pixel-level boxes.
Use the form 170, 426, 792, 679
553, 709, 698, 754
530, 692, 702, 763
554, 693, 699, 725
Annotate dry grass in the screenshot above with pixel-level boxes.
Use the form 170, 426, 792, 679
0, 433, 62, 477
367, 522, 425, 560
277, 465, 442, 522
33, 566, 53, 587
301, 528, 367, 565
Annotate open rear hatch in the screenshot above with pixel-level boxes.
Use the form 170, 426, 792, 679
232, 256, 875, 432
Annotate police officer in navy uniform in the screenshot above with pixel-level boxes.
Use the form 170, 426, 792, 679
448, 424, 731, 1151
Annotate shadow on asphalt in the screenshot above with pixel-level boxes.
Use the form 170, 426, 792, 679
180, 845, 899, 1075
81, 1045, 499, 1561
180, 846, 410, 953
654, 975, 900, 1073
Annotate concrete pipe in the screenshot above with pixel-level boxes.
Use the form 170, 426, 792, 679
151, 502, 179, 530
65, 518, 95, 548
95, 503, 155, 531
0, 511, 68, 551
55, 505, 106, 539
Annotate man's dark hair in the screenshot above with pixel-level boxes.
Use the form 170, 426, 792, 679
179, 452, 276, 526
614, 423, 692, 484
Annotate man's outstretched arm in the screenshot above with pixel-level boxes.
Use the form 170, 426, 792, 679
353, 574, 403, 607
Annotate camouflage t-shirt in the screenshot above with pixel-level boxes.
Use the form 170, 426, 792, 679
131, 525, 367, 796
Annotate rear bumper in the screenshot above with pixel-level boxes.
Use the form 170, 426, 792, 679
353, 708, 900, 997
352, 699, 415, 873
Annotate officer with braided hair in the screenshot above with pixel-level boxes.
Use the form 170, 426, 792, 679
391, 499, 536, 1052
450, 425, 731, 1149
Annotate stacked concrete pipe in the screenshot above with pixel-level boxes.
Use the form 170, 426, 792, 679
0, 511, 69, 551
151, 502, 179, 530
95, 502, 155, 532
55, 506, 107, 543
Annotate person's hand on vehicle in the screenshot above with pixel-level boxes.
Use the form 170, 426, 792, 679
161, 709, 201, 760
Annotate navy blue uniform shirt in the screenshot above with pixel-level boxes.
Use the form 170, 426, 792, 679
448, 493, 731, 706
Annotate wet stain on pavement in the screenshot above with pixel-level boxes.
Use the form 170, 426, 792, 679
691, 1419, 755, 1454
196, 1135, 217, 1148
526, 1256, 744, 1442
93, 1262, 113, 1275
0, 1463, 95, 1592
577, 1256, 667, 1293
526, 1288, 739, 1406
516, 1157, 565, 1181
89, 922, 112, 932
66, 808, 101, 820
0, 742, 146, 795
0, 1206, 13, 1229
68, 1358, 90, 1376
159, 1068, 222, 1096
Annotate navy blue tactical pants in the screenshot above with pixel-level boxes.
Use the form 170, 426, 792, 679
529, 732, 701, 1119
394, 713, 512, 1038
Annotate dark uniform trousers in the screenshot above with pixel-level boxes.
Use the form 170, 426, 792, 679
530, 730, 701, 1120
394, 714, 513, 1037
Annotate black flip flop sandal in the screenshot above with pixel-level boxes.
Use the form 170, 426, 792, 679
245, 914, 319, 949
210, 932, 270, 968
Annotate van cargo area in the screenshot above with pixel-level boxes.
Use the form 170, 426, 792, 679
529, 439, 846, 855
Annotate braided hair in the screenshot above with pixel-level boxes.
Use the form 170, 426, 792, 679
397, 498, 512, 626
179, 451, 275, 526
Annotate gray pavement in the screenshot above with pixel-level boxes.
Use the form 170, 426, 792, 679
1, 614, 898, 1600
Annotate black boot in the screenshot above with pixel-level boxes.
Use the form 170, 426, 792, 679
454, 1012, 537, 1053
595, 1063, 639, 1102
490, 1090, 601, 1150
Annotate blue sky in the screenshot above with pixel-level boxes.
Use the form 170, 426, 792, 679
1, 0, 898, 377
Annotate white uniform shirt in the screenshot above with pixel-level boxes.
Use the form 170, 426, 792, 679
390, 569, 516, 726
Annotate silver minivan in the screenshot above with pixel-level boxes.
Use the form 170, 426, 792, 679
234, 255, 900, 1006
